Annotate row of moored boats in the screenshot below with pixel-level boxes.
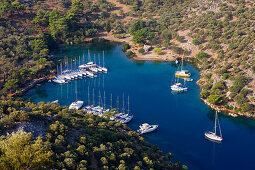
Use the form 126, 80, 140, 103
52, 51, 108, 84
68, 98, 158, 134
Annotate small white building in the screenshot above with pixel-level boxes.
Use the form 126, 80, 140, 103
143, 44, 152, 52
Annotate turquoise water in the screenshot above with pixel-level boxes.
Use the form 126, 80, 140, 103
25, 44, 255, 170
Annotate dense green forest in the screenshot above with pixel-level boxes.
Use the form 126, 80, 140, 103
0, 100, 184, 169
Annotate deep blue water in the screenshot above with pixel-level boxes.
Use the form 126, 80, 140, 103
25, 44, 255, 170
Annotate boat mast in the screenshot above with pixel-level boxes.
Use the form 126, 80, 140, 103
66, 58, 69, 70
75, 58, 77, 71
116, 96, 119, 112
79, 56, 81, 67
104, 91, 106, 109
127, 96, 130, 114
71, 58, 73, 71
88, 86, 90, 105
98, 90, 101, 107
60, 60, 63, 75
103, 51, 105, 67
181, 55, 183, 71
122, 93, 125, 113
75, 80, 78, 101
83, 52, 85, 65
217, 111, 222, 137
110, 93, 112, 109
88, 49, 90, 62
214, 111, 217, 134
98, 53, 100, 66
93, 88, 95, 106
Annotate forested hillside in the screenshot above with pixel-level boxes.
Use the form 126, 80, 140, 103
0, 100, 183, 169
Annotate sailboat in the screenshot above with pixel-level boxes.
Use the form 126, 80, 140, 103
96, 54, 103, 72
205, 111, 223, 142
171, 73, 188, 92
53, 63, 66, 84
69, 81, 84, 110
175, 56, 191, 78
171, 57, 188, 92
121, 96, 133, 123
101, 51, 108, 73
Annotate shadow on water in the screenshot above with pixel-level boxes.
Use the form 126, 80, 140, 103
135, 61, 145, 66
34, 87, 48, 98
170, 62, 179, 68
206, 110, 255, 130
153, 61, 162, 65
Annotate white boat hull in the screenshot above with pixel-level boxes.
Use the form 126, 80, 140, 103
138, 125, 158, 134
205, 132, 223, 142
69, 101, 84, 110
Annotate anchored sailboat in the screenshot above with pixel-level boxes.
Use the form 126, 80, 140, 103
175, 56, 191, 78
205, 111, 223, 142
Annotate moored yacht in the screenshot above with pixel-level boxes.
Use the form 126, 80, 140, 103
86, 71, 94, 78
171, 83, 188, 91
137, 123, 158, 134
69, 100, 84, 110
175, 70, 191, 78
120, 115, 133, 123
52, 77, 65, 84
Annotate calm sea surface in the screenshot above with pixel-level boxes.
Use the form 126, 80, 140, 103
25, 43, 255, 170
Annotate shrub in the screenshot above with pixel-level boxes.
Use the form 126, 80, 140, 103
212, 81, 226, 90
252, 65, 255, 72
201, 90, 210, 99
208, 95, 223, 105
153, 48, 162, 55
177, 36, 185, 42
196, 51, 209, 60
121, 43, 130, 52
240, 88, 251, 97
192, 38, 201, 45
126, 51, 136, 58
138, 48, 145, 54
222, 73, 230, 80
241, 103, 252, 112
234, 94, 247, 106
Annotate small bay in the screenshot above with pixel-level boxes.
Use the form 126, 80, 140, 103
25, 43, 255, 170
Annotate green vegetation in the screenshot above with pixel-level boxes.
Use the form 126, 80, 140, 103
0, 100, 183, 169
121, 43, 131, 52
196, 51, 209, 60
208, 95, 223, 105
138, 48, 145, 54
153, 48, 162, 55
126, 51, 136, 58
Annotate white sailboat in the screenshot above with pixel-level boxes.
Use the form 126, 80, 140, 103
97, 54, 103, 72
101, 51, 108, 73
69, 80, 83, 110
205, 111, 223, 142
121, 96, 133, 123
171, 60, 188, 92
171, 82, 188, 91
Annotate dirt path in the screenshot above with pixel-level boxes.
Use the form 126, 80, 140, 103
107, 0, 131, 14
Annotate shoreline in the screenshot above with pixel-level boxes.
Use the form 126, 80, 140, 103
8, 37, 254, 120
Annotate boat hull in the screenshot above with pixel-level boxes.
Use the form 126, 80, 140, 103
204, 132, 223, 142
138, 125, 158, 134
